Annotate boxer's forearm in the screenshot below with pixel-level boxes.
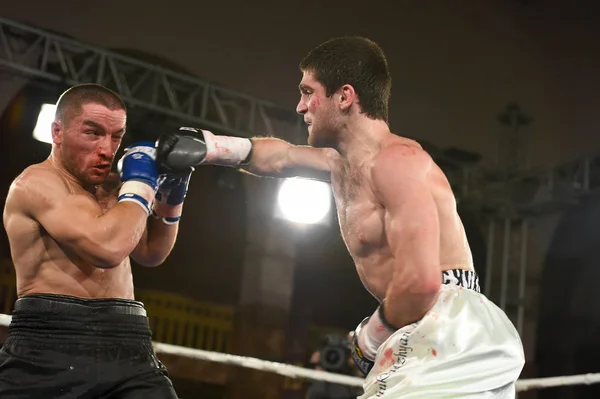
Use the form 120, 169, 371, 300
382, 279, 441, 328
381, 217, 442, 327
240, 137, 331, 180
156, 128, 331, 180
239, 137, 297, 177
132, 218, 178, 267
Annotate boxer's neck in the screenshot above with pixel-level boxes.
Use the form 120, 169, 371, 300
47, 150, 95, 193
334, 116, 389, 163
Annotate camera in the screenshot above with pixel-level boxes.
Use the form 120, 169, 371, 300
318, 334, 352, 374
305, 334, 363, 399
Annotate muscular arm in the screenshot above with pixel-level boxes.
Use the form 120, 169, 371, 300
372, 146, 442, 329
7, 169, 150, 269
241, 137, 334, 181
130, 218, 178, 267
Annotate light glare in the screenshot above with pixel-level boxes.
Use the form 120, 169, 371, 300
277, 178, 331, 225
33, 103, 56, 144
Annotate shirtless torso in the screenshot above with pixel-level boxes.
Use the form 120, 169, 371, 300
327, 136, 473, 301
244, 132, 474, 306
3, 161, 134, 299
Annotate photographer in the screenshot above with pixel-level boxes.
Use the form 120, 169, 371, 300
305, 333, 363, 399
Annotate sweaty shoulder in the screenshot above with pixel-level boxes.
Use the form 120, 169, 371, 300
372, 141, 432, 182
7, 163, 70, 217
369, 140, 434, 205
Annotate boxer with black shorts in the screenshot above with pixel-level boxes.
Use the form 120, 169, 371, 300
155, 37, 526, 398
1, 84, 190, 398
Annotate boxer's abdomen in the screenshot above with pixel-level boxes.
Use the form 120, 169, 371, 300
16, 257, 135, 300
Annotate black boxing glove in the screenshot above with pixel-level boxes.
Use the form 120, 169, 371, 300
156, 127, 253, 173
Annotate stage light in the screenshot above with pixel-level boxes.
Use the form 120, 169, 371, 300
276, 177, 332, 225
33, 103, 56, 144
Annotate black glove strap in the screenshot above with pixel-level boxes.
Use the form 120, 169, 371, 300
350, 317, 375, 377
378, 301, 400, 331
240, 139, 254, 165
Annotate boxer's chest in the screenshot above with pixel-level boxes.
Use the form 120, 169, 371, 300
96, 194, 118, 213
94, 187, 119, 214
331, 164, 385, 257
94, 173, 122, 213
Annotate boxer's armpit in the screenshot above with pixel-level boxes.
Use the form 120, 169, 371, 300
371, 146, 441, 328
239, 137, 332, 181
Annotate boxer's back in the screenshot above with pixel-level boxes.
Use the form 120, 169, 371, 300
3, 162, 134, 299
423, 152, 474, 271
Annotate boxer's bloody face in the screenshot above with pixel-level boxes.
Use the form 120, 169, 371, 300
296, 71, 340, 148
53, 103, 126, 186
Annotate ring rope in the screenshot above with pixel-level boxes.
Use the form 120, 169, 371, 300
1, 313, 599, 391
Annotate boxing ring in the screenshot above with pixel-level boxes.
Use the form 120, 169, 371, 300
0, 313, 598, 394
2, 15, 600, 397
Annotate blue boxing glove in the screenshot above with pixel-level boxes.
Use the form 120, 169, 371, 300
152, 168, 193, 224
117, 141, 160, 215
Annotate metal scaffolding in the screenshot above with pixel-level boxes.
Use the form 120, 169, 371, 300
472, 149, 600, 334
0, 16, 304, 143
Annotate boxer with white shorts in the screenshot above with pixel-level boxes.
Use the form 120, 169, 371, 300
155, 36, 526, 398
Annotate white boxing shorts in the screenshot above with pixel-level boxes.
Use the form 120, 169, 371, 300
359, 270, 525, 399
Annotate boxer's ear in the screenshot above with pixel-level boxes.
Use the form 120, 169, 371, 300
338, 84, 357, 112
51, 120, 63, 145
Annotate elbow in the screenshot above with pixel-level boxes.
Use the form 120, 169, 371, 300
397, 269, 441, 305
417, 270, 442, 301
76, 230, 134, 268
136, 256, 167, 268
131, 247, 169, 267
422, 271, 442, 295
90, 240, 133, 268
94, 248, 129, 269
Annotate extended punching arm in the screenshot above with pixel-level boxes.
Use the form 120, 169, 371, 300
156, 127, 253, 173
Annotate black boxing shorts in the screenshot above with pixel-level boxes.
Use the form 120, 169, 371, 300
0, 294, 179, 399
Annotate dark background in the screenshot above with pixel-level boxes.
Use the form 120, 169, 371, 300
2, 1, 600, 397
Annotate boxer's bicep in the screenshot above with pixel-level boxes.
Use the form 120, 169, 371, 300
15, 174, 92, 246
20, 173, 139, 268
380, 177, 440, 287
372, 147, 441, 326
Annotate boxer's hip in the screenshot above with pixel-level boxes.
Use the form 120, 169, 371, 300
360, 270, 525, 399
0, 294, 174, 398
6, 293, 153, 352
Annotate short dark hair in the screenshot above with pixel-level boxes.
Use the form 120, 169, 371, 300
55, 83, 126, 126
299, 36, 391, 122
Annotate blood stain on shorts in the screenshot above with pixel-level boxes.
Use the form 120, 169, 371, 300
379, 347, 394, 366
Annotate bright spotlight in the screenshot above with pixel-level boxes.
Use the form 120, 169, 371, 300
33, 103, 56, 144
276, 177, 332, 225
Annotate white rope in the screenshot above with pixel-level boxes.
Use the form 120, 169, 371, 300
0, 314, 11, 328
516, 373, 600, 392
1, 313, 599, 391
153, 342, 365, 387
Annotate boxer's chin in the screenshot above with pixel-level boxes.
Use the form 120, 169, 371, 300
308, 132, 331, 149
307, 127, 324, 148
86, 168, 110, 186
